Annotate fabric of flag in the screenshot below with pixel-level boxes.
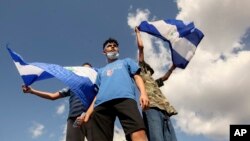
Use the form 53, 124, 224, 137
138, 19, 204, 69
7, 47, 97, 110
7, 47, 54, 85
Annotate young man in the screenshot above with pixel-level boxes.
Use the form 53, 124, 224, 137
89, 38, 149, 141
22, 63, 93, 141
135, 27, 178, 141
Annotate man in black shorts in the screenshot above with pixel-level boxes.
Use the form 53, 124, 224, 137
87, 38, 149, 141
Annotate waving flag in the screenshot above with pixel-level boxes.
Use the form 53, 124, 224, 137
138, 19, 204, 69
7, 47, 97, 110
7, 47, 53, 85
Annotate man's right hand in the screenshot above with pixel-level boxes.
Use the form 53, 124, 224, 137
22, 85, 32, 93
135, 26, 140, 33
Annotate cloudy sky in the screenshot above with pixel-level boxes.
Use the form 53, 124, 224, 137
0, 0, 250, 141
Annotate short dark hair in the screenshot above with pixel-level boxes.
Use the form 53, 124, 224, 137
82, 62, 92, 67
103, 38, 119, 50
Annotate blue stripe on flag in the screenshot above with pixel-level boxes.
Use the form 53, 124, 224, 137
185, 28, 204, 46
139, 21, 166, 41
20, 73, 53, 86
171, 49, 189, 69
7, 47, 28, 65
21, 75, 39, 85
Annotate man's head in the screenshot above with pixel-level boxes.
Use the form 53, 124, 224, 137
103, 38, 119, 50
103, 38, 119, 61
82, 62, 92, 68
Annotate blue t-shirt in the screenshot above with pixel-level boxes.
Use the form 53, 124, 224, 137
95, 58, 140, 107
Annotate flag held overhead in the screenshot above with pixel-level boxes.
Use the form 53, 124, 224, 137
138, 19, 204, 69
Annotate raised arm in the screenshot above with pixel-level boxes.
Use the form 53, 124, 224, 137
155, 65, 176, 87
22, 85, 61, 100
135, 26, 144, 62
161, 65, 176, 81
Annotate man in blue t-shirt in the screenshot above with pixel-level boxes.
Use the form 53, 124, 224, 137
87, 38, 149, 141
22, 63, 93, 141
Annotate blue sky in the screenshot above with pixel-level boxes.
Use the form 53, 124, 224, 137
1, 0, 250, 141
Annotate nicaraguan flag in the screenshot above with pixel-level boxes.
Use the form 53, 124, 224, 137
7, 47, 53, 85
138, 19, 204, 69
7, 47, 97, 110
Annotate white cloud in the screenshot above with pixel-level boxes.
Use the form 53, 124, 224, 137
113, 125, 126, 141
176, 0, 250, 54
59, 123, 67, 141
49, 133, 55, 138
29, 122, 45, 138
127, 9, 150, 28
127, 1, 250, 140
56, 103, 66, 115
168, 50, 250, 140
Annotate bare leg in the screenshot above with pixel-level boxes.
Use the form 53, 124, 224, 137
130, 130, 148, 141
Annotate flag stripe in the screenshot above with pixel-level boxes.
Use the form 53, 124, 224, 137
171, 37, 197, 61
149, 20, 180, 42
185, 28, 204, 46
15, 62, 44, 76
139, 21, 166, 41
64, 66, 97, 84
171, 49, 189, 69
164, 19, 195, 37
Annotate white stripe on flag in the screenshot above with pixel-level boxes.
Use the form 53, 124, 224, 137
172, 37, 196, 61
15, 62, 44, 76
149, 20, 180, 43
149, 20, 197, 61
64, 66, 97, 84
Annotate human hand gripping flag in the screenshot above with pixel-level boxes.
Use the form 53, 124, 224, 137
138, 19, 204, 69
7, 47, 97, 110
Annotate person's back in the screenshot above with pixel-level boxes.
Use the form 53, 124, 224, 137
139, 61, 177, 116
135, 26, 178, 141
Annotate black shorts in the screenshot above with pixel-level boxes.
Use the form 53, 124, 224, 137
91, 98, 146, 141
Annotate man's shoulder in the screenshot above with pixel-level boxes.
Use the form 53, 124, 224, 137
123, 57, 134, 62
139, 61, 154, 75
122, 58, 139, 66
58, 87, 71, 97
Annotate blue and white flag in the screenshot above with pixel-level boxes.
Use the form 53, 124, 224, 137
7, 47, 97, 110
138, 19, 204, 69
7, 47, 53, 85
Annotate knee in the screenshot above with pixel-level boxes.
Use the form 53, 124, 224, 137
130, 130, 148, 141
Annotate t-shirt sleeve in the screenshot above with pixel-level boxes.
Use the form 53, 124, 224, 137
139, 60, 154, 75
58, 87, 71, 97
125, 58, 140, 75
155, 78, 164, 87
95, 69, 101, 87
